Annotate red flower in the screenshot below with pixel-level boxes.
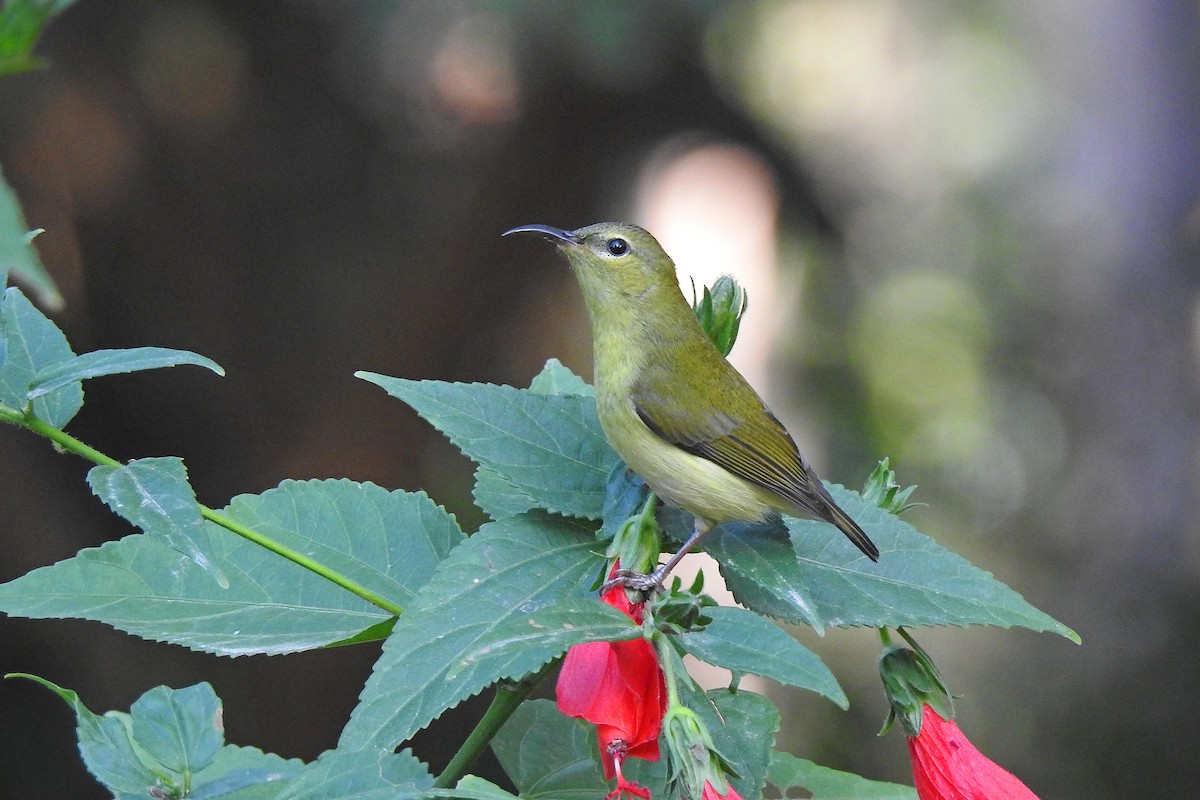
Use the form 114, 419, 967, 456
907, 704, 1041, 800
557, 563, 666, 783
699, 779, 743, 800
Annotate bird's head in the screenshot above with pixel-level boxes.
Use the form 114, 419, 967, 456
503, 222, 678, 307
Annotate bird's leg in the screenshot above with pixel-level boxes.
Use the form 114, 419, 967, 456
602, 517, 714, 595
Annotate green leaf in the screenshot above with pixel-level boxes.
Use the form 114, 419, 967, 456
130, 683, 224, 777
447, 595, 638, 681
0, 286, 80, 425
711, 483, 1079, 641
275, 749, 432, 800
223, 480, 464, 612
665, 510, 833, 630
11, 674, 303, 800
491, 698, 667, 800
0, 0, 77, 76
766, 751, 917, 799
677, 606, 846, 708
339, 514, 621, 751
88, 457, 228, 588
691, 689, 779, 800
8, 673, 163, 799
29, 347, 225, 398
356, 373, 618, 519
0, 163, 61, 307
600, 461, 648, 536
472, 362, 619, 525
0, 286, 7, 368
528, 358, 593, 396
429, 775, 521, 799
324, 616, 397, 648
0, 480, 463, 655
188, 744, 303, 800
472, 466, 536, 521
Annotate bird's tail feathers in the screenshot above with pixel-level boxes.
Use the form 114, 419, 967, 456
825, 500, 880, 562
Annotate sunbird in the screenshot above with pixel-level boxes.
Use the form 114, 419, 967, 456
505, 222, 879, 589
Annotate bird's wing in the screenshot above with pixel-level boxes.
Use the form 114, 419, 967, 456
630, 385, 824, 517
630, 381, 880, 561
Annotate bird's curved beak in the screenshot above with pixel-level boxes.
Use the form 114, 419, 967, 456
502, 224, 580, 246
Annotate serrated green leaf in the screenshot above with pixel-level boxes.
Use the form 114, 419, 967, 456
0, 480, 463, 655
0, 161, 61, 304
711, 484, 1078, 640
339, 514, 618, 751
356, 373, 618, 519
429, 775, 521, 799
0, 286, 80, 425
491, 698, 667, 800
528, 358, 593, 396
223, 480, 464, 612
28, 347, 224, 398
8, 673, 165, 799
689, 688, 779, 800
446, 596, 638, 681
11, 675, 301, 800
767, 750, 917, 799
188, 744, 303, 800
677, 606, 846, 707
677, 512, 831, 631
275, 749, 432, 800
472, 466, 536, 520
87, 457, 228, 588
492, 699, 610, 799
130, 683, 224, 777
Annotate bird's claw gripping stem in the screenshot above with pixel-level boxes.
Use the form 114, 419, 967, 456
600, 566, 668, 597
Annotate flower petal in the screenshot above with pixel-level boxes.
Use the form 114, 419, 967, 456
908, 705, 1040, 800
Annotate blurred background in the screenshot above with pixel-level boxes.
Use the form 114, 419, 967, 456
1, 1, 1197, 797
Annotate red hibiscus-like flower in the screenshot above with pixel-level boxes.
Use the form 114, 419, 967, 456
699, 779, 743, 800
908, 704, 1041, 800
557, 563, 666, 783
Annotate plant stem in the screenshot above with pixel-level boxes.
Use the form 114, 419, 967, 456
8, 410, 122, 467
198, 505, 403, 615
3, 408, 403, 616
433, 659, 558, 789
657, 632, 682, 709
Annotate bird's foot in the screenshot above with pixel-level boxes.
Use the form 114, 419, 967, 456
600, 566, 668, 597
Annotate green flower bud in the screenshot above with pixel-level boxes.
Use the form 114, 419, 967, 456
878, 631, 953, 737
692, 275, 748, 357
862, 458, 923, 515
663, 705, 715, 797
662, 704, 740, 800
606, 495, 662, 577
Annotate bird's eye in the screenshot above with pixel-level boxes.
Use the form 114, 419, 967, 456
606, 238, 629, 256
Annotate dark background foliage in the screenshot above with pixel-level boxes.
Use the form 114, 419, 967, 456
2, 2, 1198, 797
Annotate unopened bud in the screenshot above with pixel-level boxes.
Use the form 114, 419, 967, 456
862, 458, 922, 515
879, 638, 953, 737
662, 705, 739, 800
693, 275, 748, 357
607, 499, 662, 577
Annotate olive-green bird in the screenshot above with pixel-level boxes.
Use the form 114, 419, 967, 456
505, 222, 879, 589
